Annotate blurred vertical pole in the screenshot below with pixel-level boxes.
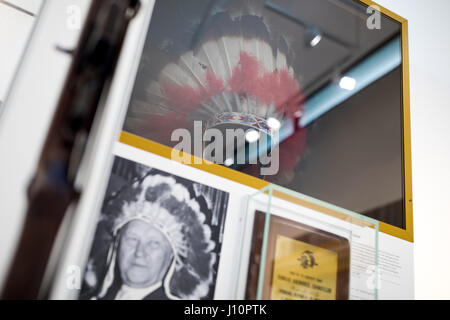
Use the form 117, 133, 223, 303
1, 0, 140, 299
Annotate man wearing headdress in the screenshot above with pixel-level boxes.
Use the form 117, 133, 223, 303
89, 175, 217, 300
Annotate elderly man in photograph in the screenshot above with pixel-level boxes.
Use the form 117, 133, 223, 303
101, 219, 175, 300
90, 174, 217, 300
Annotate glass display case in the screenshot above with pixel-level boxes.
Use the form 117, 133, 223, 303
237, 184, 379, 300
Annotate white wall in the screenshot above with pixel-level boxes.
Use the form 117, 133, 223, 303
376, 0, 450, 299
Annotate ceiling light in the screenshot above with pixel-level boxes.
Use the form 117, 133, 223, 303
310, 34, 322, 47
245, 130, 260, 143
339, 76, 356, 91
267, 117, 281, 131
305, 27, 322, 48
224, 158, 234, 167
294, 110, 304, 118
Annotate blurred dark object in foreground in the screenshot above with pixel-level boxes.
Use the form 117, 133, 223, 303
1, 0, 140, 300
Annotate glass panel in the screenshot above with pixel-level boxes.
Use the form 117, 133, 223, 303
236, 184, 379, 300
123, 0, 405, 228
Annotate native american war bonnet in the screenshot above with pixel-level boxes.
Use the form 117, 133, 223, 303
80, 157, 229, 300
125, 6, 306, 158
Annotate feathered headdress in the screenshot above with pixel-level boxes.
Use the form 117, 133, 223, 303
97, 175, 217, 300
126, 12, 304, 148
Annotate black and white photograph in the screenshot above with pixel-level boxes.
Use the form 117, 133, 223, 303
79, 156, 230, 300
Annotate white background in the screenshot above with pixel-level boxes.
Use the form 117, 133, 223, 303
0, 0, 90, 290
0, 0, 449, 299
375, 0, 450, 299
0, 0, 42, 102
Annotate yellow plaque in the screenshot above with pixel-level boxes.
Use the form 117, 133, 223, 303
271, 235, 338, 300
245, 211, 350, 300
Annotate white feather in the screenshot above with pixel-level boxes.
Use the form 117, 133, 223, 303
197, 40, 228, 81
275, 49, 288, 72
141, 36, 294, 121
178, 51, 207, 89
146, 82, 171, 112
259, 41, 274, 72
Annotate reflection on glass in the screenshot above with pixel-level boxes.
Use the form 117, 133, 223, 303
246, 211, 350, 300
124, 0, 404, 228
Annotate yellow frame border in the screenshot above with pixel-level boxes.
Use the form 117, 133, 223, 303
119, 0, 413, 242
359, 0, 413, 242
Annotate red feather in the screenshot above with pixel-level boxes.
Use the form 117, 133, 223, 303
162, 51, 303, 117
